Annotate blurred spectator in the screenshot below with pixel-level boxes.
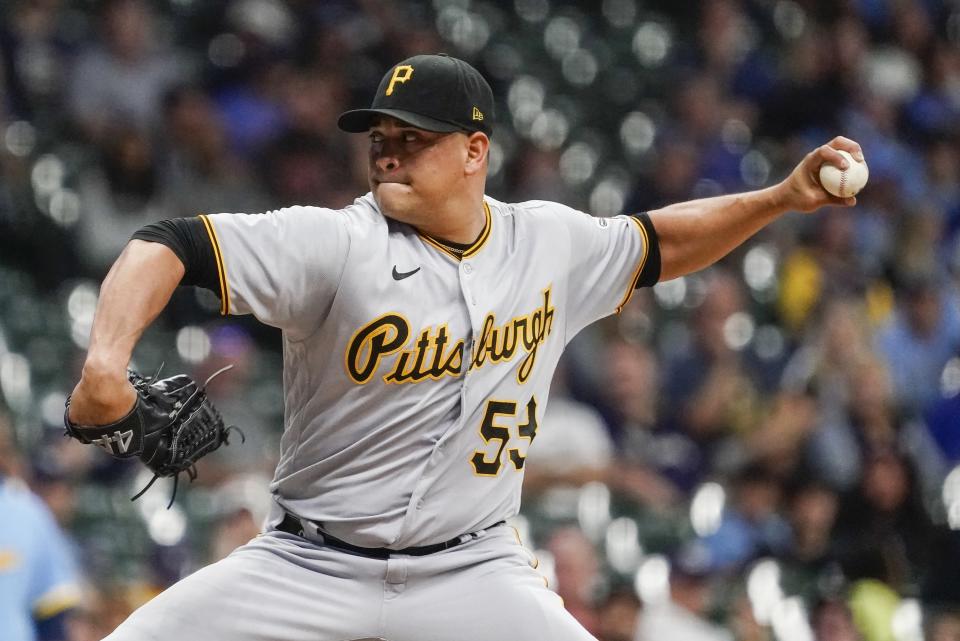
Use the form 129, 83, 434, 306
837, 16, 891, 105
213, 57, 290, 158
925, 141, 960, 236
890, 1, 933, 57
930, 612, 960, 641
596, 587, 641, 641
811, 597, 863, 641
0, 0, 76, 122
604, 340, 690, 502
778, 212, 869, 336
546, 527, 603, 636
262, 66, 360, 206
527, 392, 613, 478
923, 376, 960, 464
743, 390, 818, 480
159, 84, 269, 218
876, 271, 960, 413
700, 464, 791, 572
208, 507, 260, 564
664, 269, 764, 473
66, 588, 135, 641
67, 0, 187, 142
805, 349, 945, 494
193, 325, 283, 475
782, 298, 875, 487
695, 0, 754, 82
635, 542, 733, 641
0, 409, 26, 479
727, 589, 772, 641
280, 68, 349, 144
30, 461, 79, 532
0, 415, 82, 641
75, 124, 165, 274
523, 364, 614, 498
834, 450, 940, 594
625, 137, 699, 213
674, 73, 725, 148
668, 72, 750, 193
758, 28, 841, 140
894, 207, 947, 282
262, 131, 355, 209
205, 473, 272, 564
506, 146, 569, 204
779, 479, 843, 606
904, 42, 960, 142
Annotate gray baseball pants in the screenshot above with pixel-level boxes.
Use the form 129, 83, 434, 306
102, 525, 596, 641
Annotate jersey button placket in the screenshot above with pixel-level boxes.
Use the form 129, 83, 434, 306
460, 261, 478, 306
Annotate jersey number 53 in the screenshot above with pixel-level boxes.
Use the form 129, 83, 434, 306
470, 397, 539, 476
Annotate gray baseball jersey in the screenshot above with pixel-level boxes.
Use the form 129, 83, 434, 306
201, 193, 654, 548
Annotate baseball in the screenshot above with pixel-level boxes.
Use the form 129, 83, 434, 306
819, 149, 869, 198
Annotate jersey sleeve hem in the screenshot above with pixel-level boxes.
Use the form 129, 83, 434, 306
131, 217, 223, 294
199, 214, 231, 315
615, 215, 652, 313
632, 212, 661, 289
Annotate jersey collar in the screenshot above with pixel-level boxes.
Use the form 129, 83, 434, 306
419, 200, 492, 261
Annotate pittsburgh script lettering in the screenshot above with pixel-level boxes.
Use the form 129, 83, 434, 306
345, 287, 555, 385
470, 288, 554, 383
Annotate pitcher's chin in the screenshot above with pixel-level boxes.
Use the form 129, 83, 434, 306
374, 185, 418, 223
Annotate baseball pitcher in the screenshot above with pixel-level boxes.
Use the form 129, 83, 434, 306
66, 54, 863, 640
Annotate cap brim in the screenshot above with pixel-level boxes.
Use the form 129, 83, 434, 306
337, 108, 464, 133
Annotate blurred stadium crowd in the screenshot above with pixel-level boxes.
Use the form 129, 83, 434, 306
2, 0, 960, 640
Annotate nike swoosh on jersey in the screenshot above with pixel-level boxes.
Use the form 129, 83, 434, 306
392, 266, 421, 280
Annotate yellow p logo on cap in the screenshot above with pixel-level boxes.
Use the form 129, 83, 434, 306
385, 65, 414, 96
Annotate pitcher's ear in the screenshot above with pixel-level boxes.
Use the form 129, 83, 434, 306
464, 132, 489, 176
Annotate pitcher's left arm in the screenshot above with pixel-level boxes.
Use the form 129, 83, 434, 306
649, 137, 863, 282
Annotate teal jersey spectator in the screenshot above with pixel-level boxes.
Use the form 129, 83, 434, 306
0, 477, 81, 641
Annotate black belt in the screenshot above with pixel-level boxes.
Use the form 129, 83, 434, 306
276, 511, 505, 559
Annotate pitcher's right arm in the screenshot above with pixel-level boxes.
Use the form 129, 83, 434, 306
68, 240, 184, 426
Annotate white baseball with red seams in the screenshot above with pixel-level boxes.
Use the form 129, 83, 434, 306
819, 149, 869, 198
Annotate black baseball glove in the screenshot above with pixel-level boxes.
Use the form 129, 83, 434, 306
64, 366, 243, 507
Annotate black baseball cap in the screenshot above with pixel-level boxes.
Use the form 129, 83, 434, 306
338, 54, 494, 135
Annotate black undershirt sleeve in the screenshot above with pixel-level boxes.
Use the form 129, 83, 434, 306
631, 211, 662, 288
131, 217, 221, 296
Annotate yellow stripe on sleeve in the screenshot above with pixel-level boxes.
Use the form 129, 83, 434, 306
199, 214, 230, 316
615, 216, 650, 314
33, 584, 81, 619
